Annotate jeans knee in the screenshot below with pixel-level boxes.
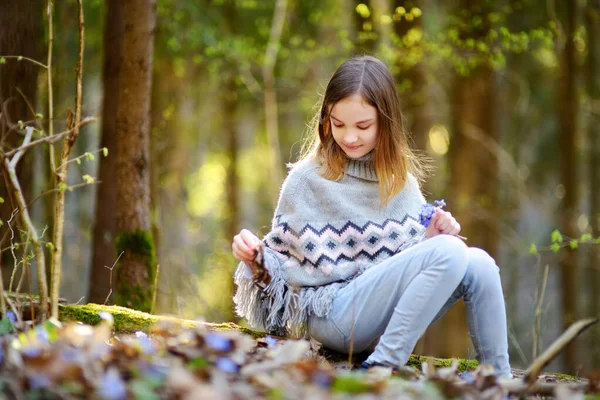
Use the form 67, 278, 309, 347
428, 234, 469, 282
466, 247, 500, 283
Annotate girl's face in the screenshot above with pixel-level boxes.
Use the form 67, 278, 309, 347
329, 94, 379, 159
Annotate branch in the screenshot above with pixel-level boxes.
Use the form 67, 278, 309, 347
0, 55, 48, 69
524, 318, 598, 384
3, 116, 95, 158
9, 127, 34, 168
50, 0, 85, 319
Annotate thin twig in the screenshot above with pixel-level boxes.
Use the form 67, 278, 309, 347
3, 116, 95, 158
51, 0, 84, 319
103, 251, 124, 305
533, 264, 549, 360
55, 147, 105, 171
47, 0, 56, 174
0, 55, 48, 69
2, 145, 49, 319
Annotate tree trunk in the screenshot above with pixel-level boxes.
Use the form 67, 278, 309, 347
393, 0, 429, 151
88, 0, 123, 304
585, 0, 600, 370
443, 1, 499, 359
114, 0, 157, 313
0, 0, 42, 273
558, 0, 580, 374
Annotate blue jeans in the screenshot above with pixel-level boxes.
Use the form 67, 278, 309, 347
307, 234, 511, 377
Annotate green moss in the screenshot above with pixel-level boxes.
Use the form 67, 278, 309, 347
406, 354, 479, 372
57, 303, 267, 337
115, 229, 156, 270
59, 303, 195, 332
332, 376, 375, 393
114, 230, 157, 312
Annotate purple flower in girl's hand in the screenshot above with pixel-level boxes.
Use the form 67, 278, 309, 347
419, 199, 446, 228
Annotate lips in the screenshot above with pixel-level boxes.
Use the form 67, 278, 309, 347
345, 145, 363, 151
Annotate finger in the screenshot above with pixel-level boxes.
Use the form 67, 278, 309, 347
231, 242, 250, 261
240, 229, 260, 248
436, 215, 451, 232
234, 236, 255, 258
430, 210, 442, 228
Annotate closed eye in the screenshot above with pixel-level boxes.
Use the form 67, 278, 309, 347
358, 125, 371, 130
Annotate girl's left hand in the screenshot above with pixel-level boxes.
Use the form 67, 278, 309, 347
425, 209, 461, 239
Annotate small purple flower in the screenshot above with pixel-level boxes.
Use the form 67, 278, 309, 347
312, 371, 333, 388
6, 311, 17, 324
265, 335, 278, 349
99, 368, 127, 400
34, 326, 50, 343
21, 345, 43, 358
28, 372, 52, 389
459, 371, 475, 384
215, 357, 239, 373
419, 199, 446, 228
204, 332, 233, 352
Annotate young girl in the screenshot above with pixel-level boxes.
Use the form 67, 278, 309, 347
231, 56, 511, 376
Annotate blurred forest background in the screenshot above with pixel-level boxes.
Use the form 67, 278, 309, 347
0, 0, 598, 375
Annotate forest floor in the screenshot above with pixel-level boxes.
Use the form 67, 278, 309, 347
0, 303, 595, 399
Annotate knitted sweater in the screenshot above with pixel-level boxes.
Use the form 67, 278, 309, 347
233, 152, 427, 336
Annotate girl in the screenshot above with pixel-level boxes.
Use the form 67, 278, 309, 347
231, 56, 511, 377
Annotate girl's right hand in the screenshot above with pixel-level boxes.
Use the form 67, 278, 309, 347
232, 229, 262, 262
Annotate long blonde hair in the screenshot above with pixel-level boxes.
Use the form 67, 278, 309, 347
298, 56, 429, 206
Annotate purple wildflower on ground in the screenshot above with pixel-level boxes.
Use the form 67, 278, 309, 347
215, 357, 239, 373
6, 311, 16, 324
205, 332, 233, 352
419, 199, 446, 228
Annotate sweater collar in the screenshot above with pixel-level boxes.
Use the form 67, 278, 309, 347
345, 151, 378, 181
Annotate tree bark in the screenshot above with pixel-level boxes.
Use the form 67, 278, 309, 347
114, 0, 157, 313
558, 0, 580, 374
393, 0, 429, 151
88, 0, 123, 304
263, 0, 287, 203
0, 0, 42, 272
585, 0, 600, 370
443, 0, 498, 359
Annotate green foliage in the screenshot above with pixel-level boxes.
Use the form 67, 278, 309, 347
551, 229, 563, 243
529, 243, 537, 255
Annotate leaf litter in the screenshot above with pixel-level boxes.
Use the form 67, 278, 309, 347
0, 313, 594, 399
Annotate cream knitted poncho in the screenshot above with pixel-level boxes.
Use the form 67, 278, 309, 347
233, 152, 427, 336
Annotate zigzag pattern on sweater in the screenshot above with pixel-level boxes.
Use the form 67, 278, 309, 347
265, 214, 423, 270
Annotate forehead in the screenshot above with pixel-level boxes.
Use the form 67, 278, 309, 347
330, 94, 377, 121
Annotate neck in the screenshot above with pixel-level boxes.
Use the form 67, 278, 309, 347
345, 151, 377, 181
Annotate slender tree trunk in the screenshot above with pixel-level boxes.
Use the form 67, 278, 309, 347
88, 0, 122, 304
393, 0, 429, 151
114, 0, 157, 313
558, 0, 580, 374
263, 0, 287, 203
444, 0, 498, 359
0, 0, 42, 273
585, 0, 600, 370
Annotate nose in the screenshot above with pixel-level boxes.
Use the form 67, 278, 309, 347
343, 132, 359, 145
